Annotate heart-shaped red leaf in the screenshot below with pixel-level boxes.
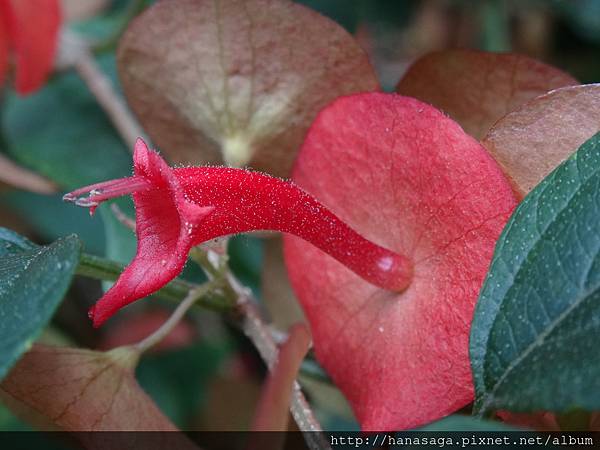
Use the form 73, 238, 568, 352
396, 50, 577, 140
283, 93, 518, 430
482, 84, 600, 198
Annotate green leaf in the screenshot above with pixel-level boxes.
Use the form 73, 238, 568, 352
471, 132, 600, 415
1, 55, 137, 264
0, 228, 36, 255
0, 229, 81, 380
1, 55, 131, 190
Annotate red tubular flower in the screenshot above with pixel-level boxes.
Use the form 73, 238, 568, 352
0, 0, 61, 94
65, 92, 518, 431
64, 139, 413, 327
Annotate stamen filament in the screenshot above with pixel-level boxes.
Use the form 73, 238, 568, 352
63, 176, 151, 211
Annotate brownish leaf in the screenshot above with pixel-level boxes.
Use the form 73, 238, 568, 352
482, 84, 600, 197
117, 0, 378, 177
0, 344, 177, 431
396, 49, 577, 139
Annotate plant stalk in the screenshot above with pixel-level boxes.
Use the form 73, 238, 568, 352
76, 252, 233, 311
135, 280, 219, 353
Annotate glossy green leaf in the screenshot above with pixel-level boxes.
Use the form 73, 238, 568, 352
0, 229, 81, 380
471, 131, 600, 415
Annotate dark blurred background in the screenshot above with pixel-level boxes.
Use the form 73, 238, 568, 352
298, 0, 600, 89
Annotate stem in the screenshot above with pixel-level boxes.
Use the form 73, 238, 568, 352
189, 247, 219, 279
73, 49, 146, 150
135, 281, 217, 353
237, 292, 330, 450
76, 253, 231, 311
110, 203, 136, 231
0, 153, 57, 194
56, 29, 145, 150
77, 250, 326, 444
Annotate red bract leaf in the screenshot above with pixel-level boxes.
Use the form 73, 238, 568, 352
1, 0, 61, 94
396, 50, 577, 139
283, 93, 518, 430
482, 84, 600, 198
117, 0, 378, 176
65, 140, 411, 327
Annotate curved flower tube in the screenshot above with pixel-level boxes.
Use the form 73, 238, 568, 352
64, 139, 413, 326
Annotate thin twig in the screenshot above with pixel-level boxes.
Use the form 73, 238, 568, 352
0, 153, 57, 194
74, 50, 146, 150
57, 30, 145, 150
135, 281, 216, 353
76, 253, 232, 311
92, 0, 148, 52
110, 203, 136, 231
